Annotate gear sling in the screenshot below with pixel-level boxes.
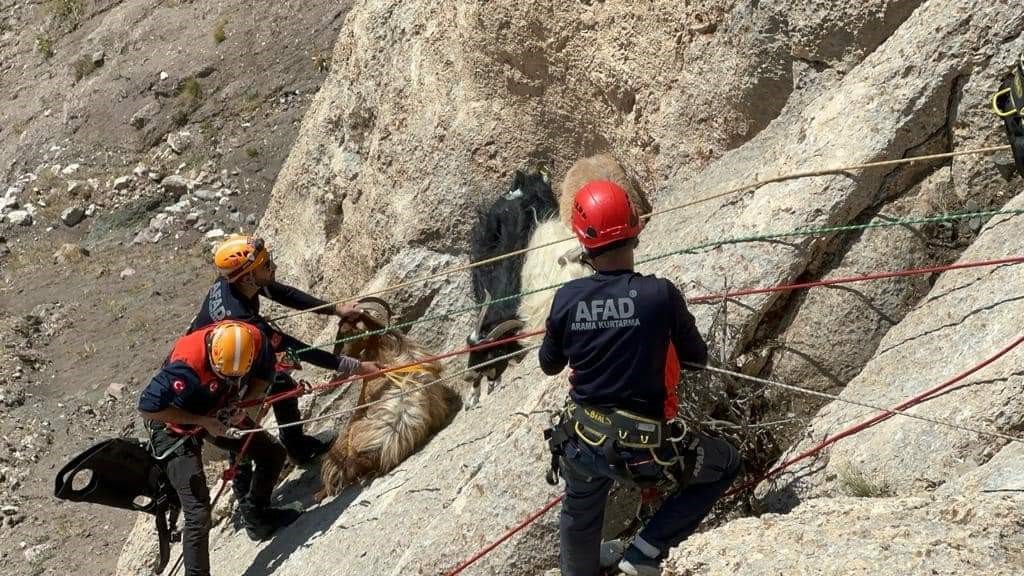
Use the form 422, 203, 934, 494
545, 400, 701, 492
992, 51, 1024, 178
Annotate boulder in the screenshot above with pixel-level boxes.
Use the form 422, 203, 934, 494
160, 175, 191, 196
167, 131, 192, 155
52, 243, 90, 264
129, 101, 160, 130
193, 188, 219, 201
7, 210, 32, 226
60, 206, 86, 227
112, 176, 133, 191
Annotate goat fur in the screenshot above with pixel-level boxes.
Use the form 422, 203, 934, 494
465, 165, 557, 387
469, 165, 558, 333
520, 155, 651, 339
558, 154, 651, 229
319, 327, 456, 498
517, 218, 589, 337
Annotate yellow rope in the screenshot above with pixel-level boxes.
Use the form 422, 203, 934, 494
269, 144, 1011, 322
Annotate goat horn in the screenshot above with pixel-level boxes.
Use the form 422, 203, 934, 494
356, 303, 389, 328
357, 296, 394, 317
474, 289, 493, 334
487, 318, 524, 340
557, 245, 585, 267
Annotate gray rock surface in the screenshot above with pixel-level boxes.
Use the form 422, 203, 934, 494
760, 172, 948, 443
61, 206, 86, 227
115, 0, 1024, 574
159, 175, 191, 196
757, 196, 1024, 511
7, 210, 32, 226
665, 494, 1024, 576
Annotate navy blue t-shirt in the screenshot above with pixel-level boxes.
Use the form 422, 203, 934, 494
538, 270, 707, 420
187, 277, 346, 372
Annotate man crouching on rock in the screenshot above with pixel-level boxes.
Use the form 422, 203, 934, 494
139, 320, 299, 576
539, 181, 742, 576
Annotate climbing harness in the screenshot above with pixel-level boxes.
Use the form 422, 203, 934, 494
54, 438, 181, 573
544, 399, 701, 493
992, 51, 1024, 177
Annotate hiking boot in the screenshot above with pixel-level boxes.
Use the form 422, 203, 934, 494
241, 503, 302, 541
599, 539, 628, 569
618, 544, 663, 576
283, 431, 336, 466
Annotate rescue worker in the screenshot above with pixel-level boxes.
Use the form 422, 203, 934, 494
138, 321, 298, 576
189, 235, 379, 501
539, 180, 741, 576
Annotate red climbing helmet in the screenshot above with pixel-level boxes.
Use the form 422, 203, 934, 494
571, 180, 642, 251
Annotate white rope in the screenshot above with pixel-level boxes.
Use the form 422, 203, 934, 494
235, 344, 543, 436
695, 364, 1023, 445
269, 145, 1012, 323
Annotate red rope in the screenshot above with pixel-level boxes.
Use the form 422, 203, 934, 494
167, 403, 272, 575
240, 329, 545, 408
442, 495, 564, 576
183, 254, 1022, 575
241, 255, 1024, 411
440, 331, 1024, 575
722, 332, 1024, 497
690, 255, 1024, 303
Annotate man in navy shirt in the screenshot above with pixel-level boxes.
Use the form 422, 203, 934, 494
139, 321, 297, 576
539, 180, 740, 576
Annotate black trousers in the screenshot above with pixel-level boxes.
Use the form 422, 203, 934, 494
152, 426, 285, 576
558, 433, 741, 576
231, 372, 304, 499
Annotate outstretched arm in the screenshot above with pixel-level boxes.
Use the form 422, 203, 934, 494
263, 281, 333, 313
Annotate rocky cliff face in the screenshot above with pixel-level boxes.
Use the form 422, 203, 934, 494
117, 0, 1024, 574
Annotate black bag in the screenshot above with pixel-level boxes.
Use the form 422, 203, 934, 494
55, 438, 181, 573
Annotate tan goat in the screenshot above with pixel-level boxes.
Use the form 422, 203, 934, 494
319, 299, 456, 498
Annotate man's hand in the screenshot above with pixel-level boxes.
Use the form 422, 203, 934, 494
335, 302, 361, 321
356, 361, 383, 377
219, 405, 246, 426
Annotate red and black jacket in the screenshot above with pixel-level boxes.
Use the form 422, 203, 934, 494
538, 270, 707, 421
138, 322, 274, 433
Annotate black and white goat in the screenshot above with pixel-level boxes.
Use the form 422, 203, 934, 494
518, 154, 651, 333
464, 163, 557, 406
465, 156, 651, 406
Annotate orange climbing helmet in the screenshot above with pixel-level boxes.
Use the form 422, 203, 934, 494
208, 321, 260, 379
213, 235, 270, 282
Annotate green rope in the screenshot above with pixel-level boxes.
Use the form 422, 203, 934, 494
291, 208, 1024, 356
